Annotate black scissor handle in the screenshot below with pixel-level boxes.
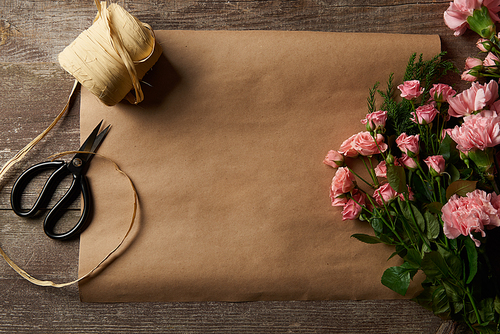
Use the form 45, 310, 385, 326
11, 161, 69, 217
10, 160, 92, 241
43, 174, 91, 240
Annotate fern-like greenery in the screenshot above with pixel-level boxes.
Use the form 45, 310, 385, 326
368, 51, 457, 138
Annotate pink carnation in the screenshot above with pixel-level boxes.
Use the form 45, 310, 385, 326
411, 104, 439, 125
398, 80, 424, 100
449, 110, 500, 152
429, 83, 456, 103
330, 167, 356, 204
341, 189, 366, 221
444, 0, 500, 36
361, 110, 388, 131
441, 189, 500, 246
352, 132, 388, 156
396, 133, 420, 156
448, 80, 499, 117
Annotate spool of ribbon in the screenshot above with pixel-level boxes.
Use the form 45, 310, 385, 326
59, 0, 162, 106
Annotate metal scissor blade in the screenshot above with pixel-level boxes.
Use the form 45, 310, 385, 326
78, 120, 104, 153
90, 124, 111, 153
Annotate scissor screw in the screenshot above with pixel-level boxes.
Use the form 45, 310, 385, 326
73, 158, 83, 167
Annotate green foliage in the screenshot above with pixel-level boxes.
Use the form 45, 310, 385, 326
378, 52, 456, 138
340, 51, 500, 331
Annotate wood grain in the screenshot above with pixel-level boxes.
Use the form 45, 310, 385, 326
0, 0, 479, 332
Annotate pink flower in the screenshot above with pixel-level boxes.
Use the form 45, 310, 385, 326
374, 161, 387, 178
338, 134, 359, 158
411, 104, 439, 125
461, 70, 479, 82
396, 133, 420, 156
444, 0, 482, 36
330, 167, 356, 203
323, 150, 344, 168
466, 56, 483, 69
491, 192, 500, 210
429, 83, 457, 103
477, 37, 489, 51
484, 52, 500, 68
361, 110, 388, 131
424, 155, 446, 175
448, 80, 499, 117
331, 195, 348, 207
373, 183, 398, 206
352, 132, 388, 156
449, 110, 500, 152
444, 0, 500, 36
399, 154, 418, 170
341, 189, 366, 221
441, 189, 500, 246
397, 80, 424, 100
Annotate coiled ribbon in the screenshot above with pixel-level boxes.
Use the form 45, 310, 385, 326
0, 0, 160, 287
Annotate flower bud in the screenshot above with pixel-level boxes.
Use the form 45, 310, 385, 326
385, 153, 395, 166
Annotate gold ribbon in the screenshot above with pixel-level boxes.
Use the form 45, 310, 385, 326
0, 0, 157, 287
0, 149, 137, 288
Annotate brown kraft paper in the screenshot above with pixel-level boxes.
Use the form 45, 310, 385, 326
78, 30, 441, 302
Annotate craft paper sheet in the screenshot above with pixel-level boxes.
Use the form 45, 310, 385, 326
78, 30, 441, 302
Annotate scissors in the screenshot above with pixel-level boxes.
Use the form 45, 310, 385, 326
10, 121, 110, 241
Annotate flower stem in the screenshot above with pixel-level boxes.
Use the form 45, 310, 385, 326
465, 286, 484, 326
347, 166, 374, 189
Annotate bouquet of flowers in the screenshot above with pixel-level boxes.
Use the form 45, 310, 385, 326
324, 1, 500, 332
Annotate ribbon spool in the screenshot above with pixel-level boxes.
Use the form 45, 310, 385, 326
58, 0, 162, 106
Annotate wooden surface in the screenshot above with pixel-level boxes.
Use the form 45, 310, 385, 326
0, 1, 481, 333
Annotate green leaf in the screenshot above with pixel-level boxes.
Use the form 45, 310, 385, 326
370, 217, 384, 234
410, 203, 426, 234
432, 285, 451, 316
387, 164, 407, 194
446, 180, 477, 199
464, 237, 478, 284
443, 281, 464, 314
421, 251, 448, 279
404, 249, 422, 268
381, 263, 415, 296
410, 172, 434, 202
479, 298, 495, 324
446, 163, 461, 183
426, 202, 443, 215
424, 210, 440, 240
351, 234, 382, 244
438, 246, 462, 280
398, 197, 411, 221
460, 168, 474, 180
439, 134, 459, 163
494, 296, 500, 314
412, 286, 435, 311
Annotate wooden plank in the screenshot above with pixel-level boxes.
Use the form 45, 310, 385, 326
0, 0, 477, 73
0, 0, 478, 332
